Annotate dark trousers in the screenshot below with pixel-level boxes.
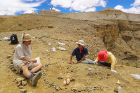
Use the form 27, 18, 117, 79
98, 61, 111, 67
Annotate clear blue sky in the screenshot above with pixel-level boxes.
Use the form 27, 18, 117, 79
0, 0, 140, 15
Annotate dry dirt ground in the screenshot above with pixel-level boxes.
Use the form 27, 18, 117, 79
0, 29, 140, 93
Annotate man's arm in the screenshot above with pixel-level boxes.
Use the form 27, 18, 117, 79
77, 55, 86, 63
68, 55, 73, 64
108, 52, 117, 70
21, 57, 37, 63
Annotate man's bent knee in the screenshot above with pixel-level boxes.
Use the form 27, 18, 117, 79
38, 63, 43, 69
21, 65, 28, 71
40, 63, 43, 67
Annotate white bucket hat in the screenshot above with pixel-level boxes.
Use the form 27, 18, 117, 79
22, 34, 32, 41
76, 40, 85, 46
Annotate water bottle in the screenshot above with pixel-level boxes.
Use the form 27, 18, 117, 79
118, 86, 121, 93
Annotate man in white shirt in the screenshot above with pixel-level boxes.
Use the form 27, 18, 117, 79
13, 34, 43, 86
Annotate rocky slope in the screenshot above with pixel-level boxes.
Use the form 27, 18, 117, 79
0, 8, 140, 93
59, 7, 140, 66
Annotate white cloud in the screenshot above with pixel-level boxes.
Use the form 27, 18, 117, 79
115, 0, 140, 14
50, 0, 107, 12
51, 0, 74, 8
114, 5, 124, 10
50, 7, 61, 12
26, 0, 34, 1
85, 7, 96, 12
131, 0, 140, 6
0, 0, 46, 15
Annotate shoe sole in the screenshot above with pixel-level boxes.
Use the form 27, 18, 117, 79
32, 72, 42, 86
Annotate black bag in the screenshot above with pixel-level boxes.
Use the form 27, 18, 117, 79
10, 34, 19, 44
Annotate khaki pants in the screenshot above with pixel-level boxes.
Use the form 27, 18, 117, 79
80, 58, 94, 64
13, 60, 35, 74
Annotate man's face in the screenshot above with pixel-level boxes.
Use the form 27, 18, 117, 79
24, 40, 31, 46
78, 44, 83, 49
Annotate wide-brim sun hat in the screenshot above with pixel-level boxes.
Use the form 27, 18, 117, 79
76, 40, 85, 46
98, 50, 108, 61
22, 34, 32, 41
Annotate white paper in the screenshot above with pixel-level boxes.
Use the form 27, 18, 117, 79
35, 57, 40, 63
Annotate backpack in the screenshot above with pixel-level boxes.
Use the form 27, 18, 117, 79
10, 34, 19, 44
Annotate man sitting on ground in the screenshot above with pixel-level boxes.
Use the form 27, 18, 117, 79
13, 33, 43, 86
68, 40, 94, 64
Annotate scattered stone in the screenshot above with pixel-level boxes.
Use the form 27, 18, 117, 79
22, 81, 28, 86
72, 88, 82, 92
59, 87, 62, 90
136, 66, 139, 68
11, 68, 16, 71
10, 61, 13, 64
58, 76, 63, 79
72, 88, 77, 91
20, 89, 27, 93
17, 82, 22, 87
88, 72, 94, 77
27, 92, 35, 93
63, 79, 66, 85
88, 68, 92, 71
77, 89, 82, 92
44, 79, 49, 84
9, 58, 13, 61
70, 77, 75, 81
63, 77, 71, 85
6, 55, 12, 59
16, 77, 25, 82
114, 87, 118, 92
9, 64, 14, 69
19, 86, 24, 89
55, 87, 60, 91
116, 80, 120, 85
45, 64, 49, 67
49, 82, 54, 87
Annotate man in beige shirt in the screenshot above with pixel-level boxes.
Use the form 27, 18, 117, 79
94, 50, 117, 73
13, 34, 43, 86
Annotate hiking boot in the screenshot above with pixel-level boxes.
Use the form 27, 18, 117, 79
30, 71, 42, 86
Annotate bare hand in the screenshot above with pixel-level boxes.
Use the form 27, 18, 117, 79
68, 61, 75, 64
68, 62, 71, 64
77, 61, 81, 64
31, 59, 37, 63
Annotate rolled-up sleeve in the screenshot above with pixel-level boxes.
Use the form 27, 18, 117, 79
16, 46, 25, 59
108, 52, 117, 70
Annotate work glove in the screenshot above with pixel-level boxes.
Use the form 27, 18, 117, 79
94, 61, 97, 65
111, 69, 117, 73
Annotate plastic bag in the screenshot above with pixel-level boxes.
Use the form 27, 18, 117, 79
4, 37, 10, 41
57, 42, 65, 45
131, 74, 140, 79
59, 47, 67, 51
52, 47, 56, 51
111, 69, 117, 73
